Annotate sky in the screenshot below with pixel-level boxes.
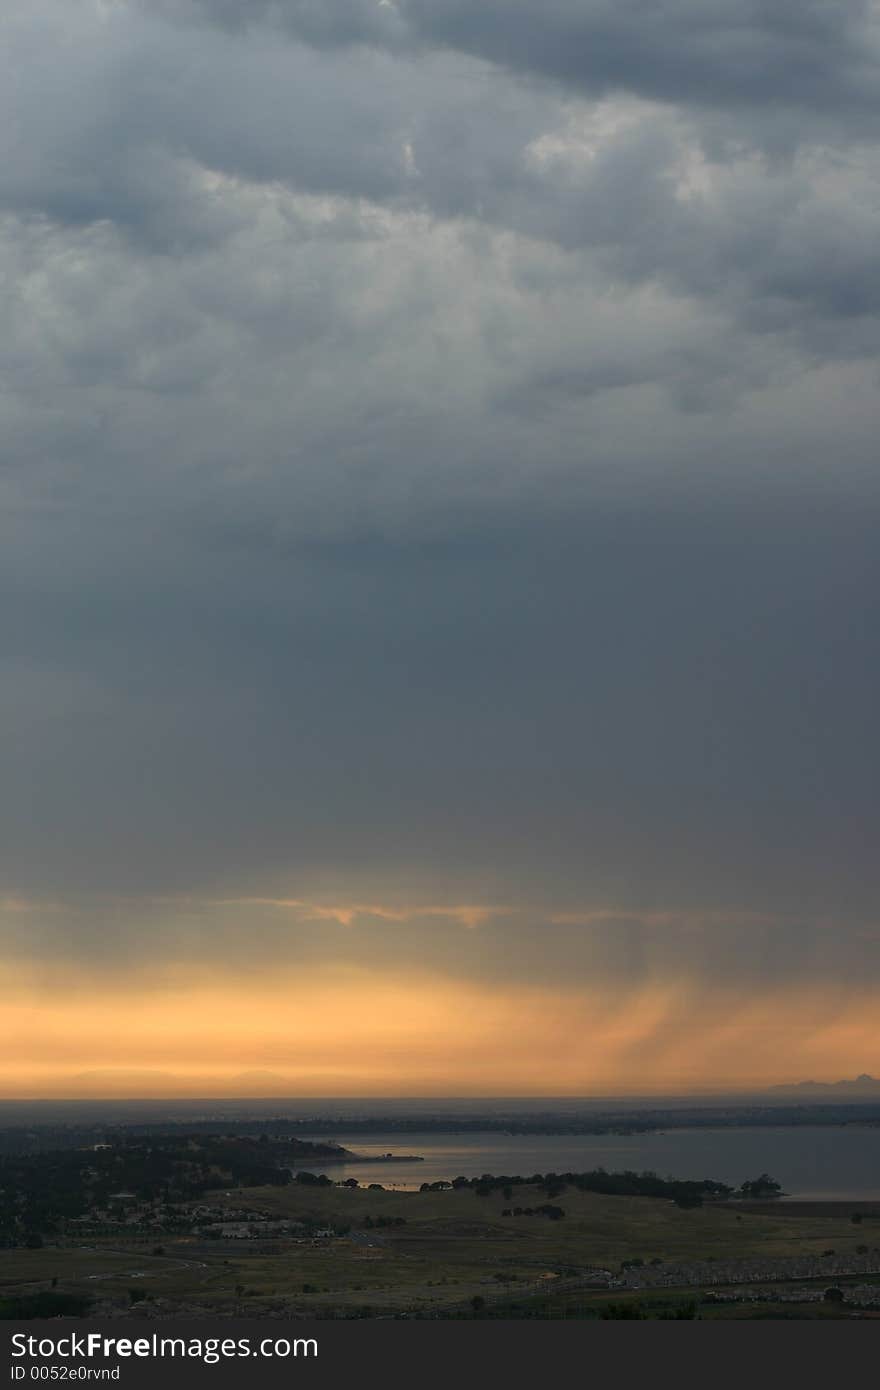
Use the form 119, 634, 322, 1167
2, 0, 880, 1097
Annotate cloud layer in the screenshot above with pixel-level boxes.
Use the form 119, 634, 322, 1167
2, 1, 879, 1089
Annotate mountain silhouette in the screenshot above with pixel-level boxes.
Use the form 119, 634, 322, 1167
769, 1073, 880, 1095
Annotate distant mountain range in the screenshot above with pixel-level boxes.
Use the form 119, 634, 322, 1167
769, 1074, 880, 1096
12, 1070, 880, 1103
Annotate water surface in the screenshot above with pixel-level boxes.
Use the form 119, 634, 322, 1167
300, 1126, 880, 1199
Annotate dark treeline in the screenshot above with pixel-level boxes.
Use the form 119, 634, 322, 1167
2, 1103, 879, 1155
0, 1123, 354, 1157
0, 1134, 340, 1247
0, 1292, 93, 1321
418, 1170, 781, 1209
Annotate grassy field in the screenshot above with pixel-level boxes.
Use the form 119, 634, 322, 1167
2, 1184, 877, 1318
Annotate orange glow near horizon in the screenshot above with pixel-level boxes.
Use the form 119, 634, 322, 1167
2, 963, 878, 1098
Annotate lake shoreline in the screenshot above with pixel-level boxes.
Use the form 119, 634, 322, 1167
294, 1126, 880, 1201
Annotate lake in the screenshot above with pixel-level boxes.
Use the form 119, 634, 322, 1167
299, 1126, 880, 1199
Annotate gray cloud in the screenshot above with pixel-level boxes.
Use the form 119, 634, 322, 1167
403, 0, 880, 124
2, 1, 879, 998
6, 5, 880, 349
3, 504, 878, 921
161, 1, 880, 128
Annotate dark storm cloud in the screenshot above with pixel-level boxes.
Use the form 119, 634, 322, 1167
2, 504, 879, 917
6, 0, 879, 376
148, 0, 406, 48
165, 0, 880, 126
404, 0, 879, 120
2, 1, 879, 999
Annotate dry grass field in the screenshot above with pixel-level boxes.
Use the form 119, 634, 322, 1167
2, 1183, 877, 1318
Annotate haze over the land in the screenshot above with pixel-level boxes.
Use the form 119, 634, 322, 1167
3, 1, 879, 1097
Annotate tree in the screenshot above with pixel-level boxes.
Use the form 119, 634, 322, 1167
674, 1191, 703, 1209
296, 1170, 331, 1187
739, 1174, 782, 1200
